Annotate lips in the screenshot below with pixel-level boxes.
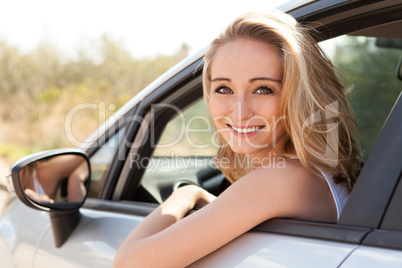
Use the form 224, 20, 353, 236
228, 124, 264, 134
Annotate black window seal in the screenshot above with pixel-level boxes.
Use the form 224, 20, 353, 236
253, 218, 372, 244
83, 198, 158, 217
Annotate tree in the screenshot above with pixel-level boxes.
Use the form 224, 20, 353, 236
332, 36, 402, 158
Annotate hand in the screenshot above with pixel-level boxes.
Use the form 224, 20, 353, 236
166, 185, 216, 217
24, 188, 54, 204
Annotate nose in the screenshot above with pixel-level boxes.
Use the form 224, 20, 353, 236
231, 94, 253, 121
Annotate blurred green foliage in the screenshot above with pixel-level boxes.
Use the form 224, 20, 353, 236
0, 35, 188, 162
330, 36, 402, 159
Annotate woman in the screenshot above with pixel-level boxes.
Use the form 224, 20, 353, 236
114, 10, 360, 267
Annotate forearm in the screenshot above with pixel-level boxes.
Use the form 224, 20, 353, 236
67, 162, 89, 202
114, 185, 215, 267
127, 187, 194, 241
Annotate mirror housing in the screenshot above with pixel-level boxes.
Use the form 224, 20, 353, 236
11, 148, 91, 247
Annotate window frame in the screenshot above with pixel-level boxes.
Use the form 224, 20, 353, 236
83, 104, 137, 199
111, 58, 204, 201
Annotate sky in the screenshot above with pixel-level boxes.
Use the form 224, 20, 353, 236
0, 0, 289, 59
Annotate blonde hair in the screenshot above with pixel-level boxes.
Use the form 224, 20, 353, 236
203, 11, 360, 191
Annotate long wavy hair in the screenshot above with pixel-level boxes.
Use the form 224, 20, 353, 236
203, 11, 360, 192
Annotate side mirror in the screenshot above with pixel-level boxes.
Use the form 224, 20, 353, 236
10, 148, 91, 247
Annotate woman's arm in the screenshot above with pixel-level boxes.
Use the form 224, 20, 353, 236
67, 161, 89, 202
37, 155, 85, 197
113, 161, 334, 268
24, 188, 54, 203
120, 185, 215, 242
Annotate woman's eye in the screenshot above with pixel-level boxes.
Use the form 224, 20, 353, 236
254, 86, 273, 95
215, 86, 233, 94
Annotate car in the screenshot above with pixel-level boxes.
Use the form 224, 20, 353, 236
1, 0, 402, 267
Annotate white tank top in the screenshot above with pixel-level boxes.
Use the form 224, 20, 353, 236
288, 158, 349, 220
318, 168, 349, 220
33, 169, 47, 196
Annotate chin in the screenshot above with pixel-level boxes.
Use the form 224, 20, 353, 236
229, 146, 261, 156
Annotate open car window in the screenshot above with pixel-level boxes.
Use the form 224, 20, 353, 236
139, 98, 219, 203
319, 35, 402, 160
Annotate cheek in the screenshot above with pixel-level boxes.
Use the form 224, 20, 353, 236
208, 97, 217, 118
209, 95, 227, 122
266, 105, 286, 137
256, 99, 281, 119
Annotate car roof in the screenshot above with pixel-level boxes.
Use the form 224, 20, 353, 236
278, 0, 319, 12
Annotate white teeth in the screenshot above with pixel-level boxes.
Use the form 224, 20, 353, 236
231, 126, 262, 133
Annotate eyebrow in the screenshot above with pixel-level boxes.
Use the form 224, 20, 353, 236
211, 77, 282, 84
250, 77, 282, 84
211, 77, 231, 82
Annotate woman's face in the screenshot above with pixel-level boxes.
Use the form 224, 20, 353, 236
209, 38, 286, 160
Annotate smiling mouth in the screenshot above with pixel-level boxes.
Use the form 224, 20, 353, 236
228, 125, 264, 134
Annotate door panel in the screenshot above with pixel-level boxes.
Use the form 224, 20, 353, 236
0, 202, 49, 268
34, 208, 145, 268
192, 232, 357, 267
33, 206, 358, 268
340, 246, 402, 268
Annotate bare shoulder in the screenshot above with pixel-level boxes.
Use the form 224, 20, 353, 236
242, 157, 314, 188
228, 158, 336, 221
